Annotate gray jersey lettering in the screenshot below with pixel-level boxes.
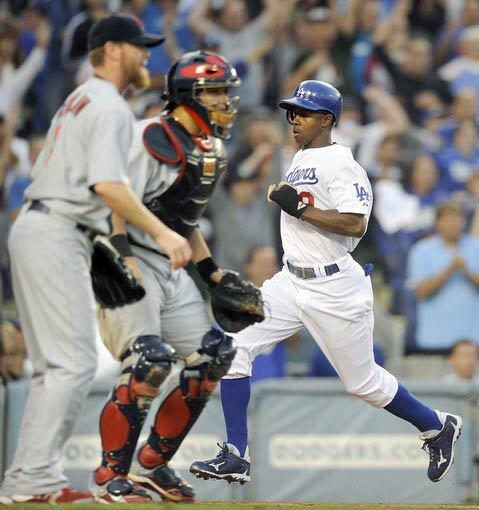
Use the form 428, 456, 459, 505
26, 77, 133, 233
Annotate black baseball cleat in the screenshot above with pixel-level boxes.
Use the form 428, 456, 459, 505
190, 442, 250, 484
128, 463, 195, 503
421, 411, 463, 482
90, 470, 152, 504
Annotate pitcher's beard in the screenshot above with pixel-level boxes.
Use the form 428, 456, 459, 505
131, 66, 151, 90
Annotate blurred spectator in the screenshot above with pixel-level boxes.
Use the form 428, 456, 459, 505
243, 245, 285, 383
438, 0, 479, 63
128, 90, 164, 119
0, 318, 27, 382
61, 0, 109, 84
375, 154, 446, 239
0, 15, 50, 117
7, 134, 45, 220
0, 0, 477, 390
443, 338, 479, 382
366, 134, 403, 180
407, 0, 446, 41
439, 24, 479, 101
0, 111, 18, 192
407, 201, 479, 351
123, 0, 196, 88
308, 343, 385, 377
373, 7, 452, 124
209, 110, 282, 270
0, 109, 23, 303
374, 155, 447, 312
434, 119, 479, 192
356, 86, 411, 172
226, 107, 281, 186
341, 0, 381, 95
435, 88, 478, 148
242, 244, 278, 285
331, 96, 363, 152
189, 0, 284, 111
282, 7, 341, 95
465, 171, 479, 230
32, 0, 76, 131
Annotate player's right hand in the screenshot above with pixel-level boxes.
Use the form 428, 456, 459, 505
154, 229, 192, 269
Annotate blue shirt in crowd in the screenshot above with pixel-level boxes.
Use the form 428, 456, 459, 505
434, 146, 479, 192
407, 234, 479, 350
8, 177, 31, 213
138, 3, 195, 75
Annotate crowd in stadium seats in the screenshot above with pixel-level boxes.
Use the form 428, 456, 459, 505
1, 0, 479, 381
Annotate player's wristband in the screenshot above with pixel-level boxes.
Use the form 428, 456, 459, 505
110, 234, 133, 257
196, 257, 219, 282
270, 185, 307, 219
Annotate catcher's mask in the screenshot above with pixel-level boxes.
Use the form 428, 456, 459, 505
163, 50, 241, 140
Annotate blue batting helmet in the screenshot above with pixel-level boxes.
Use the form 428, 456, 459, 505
279, 80, 343, 126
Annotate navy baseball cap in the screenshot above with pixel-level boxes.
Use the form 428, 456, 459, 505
88, 14, 165, 51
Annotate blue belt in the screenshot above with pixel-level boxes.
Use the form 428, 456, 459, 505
287, 260, 339, 279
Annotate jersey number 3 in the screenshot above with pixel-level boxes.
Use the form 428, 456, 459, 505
299, 191, 315, 207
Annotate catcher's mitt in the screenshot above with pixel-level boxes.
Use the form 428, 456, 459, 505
209, 270, 264, 333
90, 236, 145, 309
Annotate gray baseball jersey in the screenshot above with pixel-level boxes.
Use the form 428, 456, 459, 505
124, 116, 180, 251
1, 77, 135, 497
25, 76, 133, 233
99, 117, 212, 360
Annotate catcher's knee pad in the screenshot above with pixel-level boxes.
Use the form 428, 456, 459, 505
130, 335, 177, 397
198, 328, 237, 380
344, 364, 399, 408
138, 330, 236, 468
99, 336, 177, 476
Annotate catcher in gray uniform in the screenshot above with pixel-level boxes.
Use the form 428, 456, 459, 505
90, 51, 264, 503
0, 15, 193, 505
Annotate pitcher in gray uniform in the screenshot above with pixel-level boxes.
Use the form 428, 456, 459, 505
90, 51, 242, 503
0, 15, 192, 505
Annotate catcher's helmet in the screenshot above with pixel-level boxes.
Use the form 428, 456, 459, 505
164, 51, 241, 140
279, 80, 343, 126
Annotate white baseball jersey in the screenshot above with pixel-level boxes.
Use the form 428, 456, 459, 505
281, 143, 373, 265
227, 142, 398, 410
25, 77, 133, 233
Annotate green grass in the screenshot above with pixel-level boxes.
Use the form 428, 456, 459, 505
7, 503, 477, 510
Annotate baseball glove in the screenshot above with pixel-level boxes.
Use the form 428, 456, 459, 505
90, 236, 146, 309
209, 270, 264, 333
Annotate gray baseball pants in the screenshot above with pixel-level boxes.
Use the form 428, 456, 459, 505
1, 209, 98, 496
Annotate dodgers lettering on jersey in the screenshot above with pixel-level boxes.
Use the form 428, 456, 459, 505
281, 143, 372, 265
25, 77, 133, 233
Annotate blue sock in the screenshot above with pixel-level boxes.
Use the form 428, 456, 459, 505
384, 383, 442, 432
220, 377, 251, 457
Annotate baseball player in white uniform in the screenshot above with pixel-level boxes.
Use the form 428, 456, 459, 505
190, 80, 462, 485
0, 15, 192, 504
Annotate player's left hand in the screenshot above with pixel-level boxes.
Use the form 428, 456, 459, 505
268, 181, 308, 218
124, 256, 142, 282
